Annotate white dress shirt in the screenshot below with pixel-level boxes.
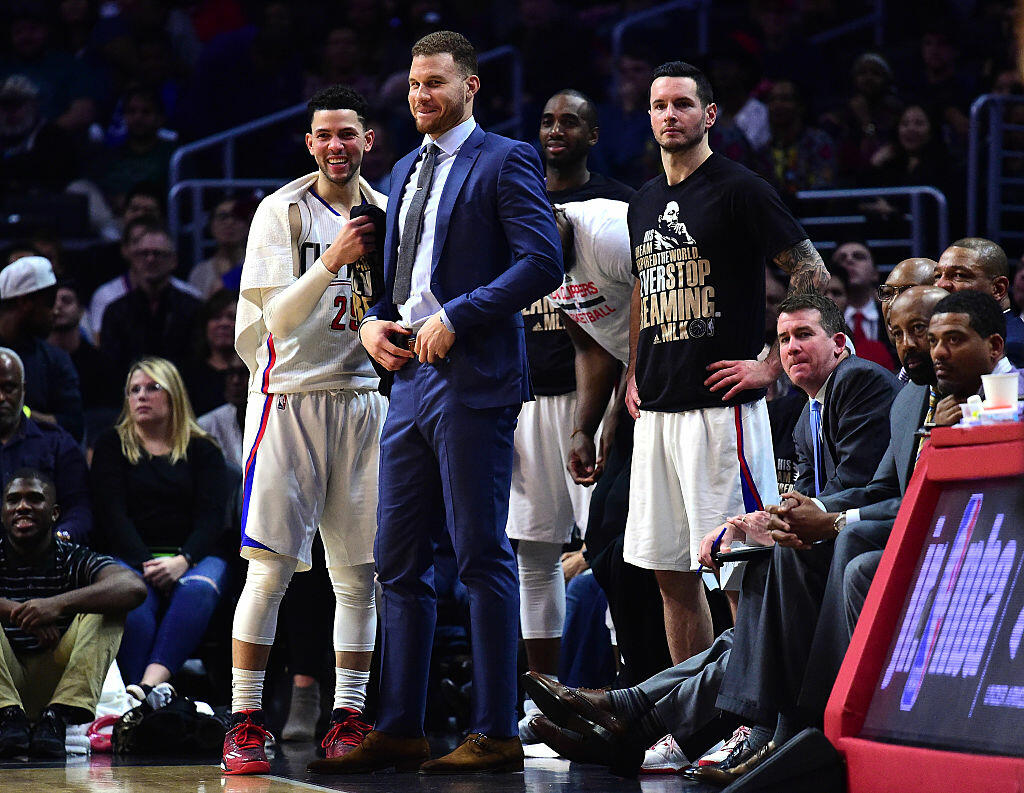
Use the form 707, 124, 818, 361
845, 299, 881, 342
394, 115, 477, 330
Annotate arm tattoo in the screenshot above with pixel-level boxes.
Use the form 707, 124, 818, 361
773, 239, 830, 294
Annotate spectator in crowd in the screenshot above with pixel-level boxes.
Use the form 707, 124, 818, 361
933, 237, 1024, 366
99, 227, 204, 381
89, 216, 201, 339
0, 257, 83, 441
829, 241, 897, 369
181, 290, 240, 417
54, 0, 101, 61
1012, 257, 1024, 322
184, 0, 304, 157
522, 290, 899, 776
0, 3, 104, 135
92, 86, 177, 211
196, 358, 247, 471
903, 21, 974, 146
0, 348, 92, 545
47, 282, 118, 413
0, 75, 70, 195
869, 103, 954, 189
303, 27, 378, 105
745, 0, 828, 110
765, 79, 836, 203
707, 50, 769, 154
594, 54, 658, 187
863, 103, 963, 236
823, 264, 849, 314
0, 469, 145, 759
821, 53, 903, 182
187, 200, 249, 298
90, 357, 229, 696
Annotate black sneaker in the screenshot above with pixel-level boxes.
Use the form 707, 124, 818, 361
29, 707, 66, 758
0, 705, 30, 757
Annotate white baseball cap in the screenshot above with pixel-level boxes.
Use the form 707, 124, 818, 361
0, 256, 57, 300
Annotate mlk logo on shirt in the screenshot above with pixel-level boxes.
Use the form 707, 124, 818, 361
634, 201, 718, 344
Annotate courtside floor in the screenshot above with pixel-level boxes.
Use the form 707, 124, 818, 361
0, 740, 726, 793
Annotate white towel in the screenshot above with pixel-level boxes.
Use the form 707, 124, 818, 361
235, 172, 386, 375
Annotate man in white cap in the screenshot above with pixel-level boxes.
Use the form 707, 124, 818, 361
0, 257, 83, 441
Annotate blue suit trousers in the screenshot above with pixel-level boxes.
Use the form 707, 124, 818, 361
374, 358, 521, 738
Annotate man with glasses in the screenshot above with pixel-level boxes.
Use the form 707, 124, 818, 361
877, 257, 937, 382
99, 227, 203, 382
877, 257, 936, 328
933, 237, 1024, 366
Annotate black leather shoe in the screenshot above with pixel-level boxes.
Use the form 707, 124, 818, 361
0, 706, 30, 757
30, 707, 66, 758
692, 738, 776, 786
520, 672, 625, 741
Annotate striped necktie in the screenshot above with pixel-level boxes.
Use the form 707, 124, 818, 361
915, 388, 939, 463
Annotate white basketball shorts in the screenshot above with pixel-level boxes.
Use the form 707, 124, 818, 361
506, 392, 593, 545
240, 389, 386, 571
624, 399, 778, 587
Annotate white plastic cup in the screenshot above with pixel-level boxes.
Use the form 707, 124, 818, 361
981, 373, 1019, 408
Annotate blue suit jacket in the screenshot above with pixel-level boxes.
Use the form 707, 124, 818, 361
366, 125, 563, 408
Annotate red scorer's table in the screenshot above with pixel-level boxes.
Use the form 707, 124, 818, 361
826, 421, 1024, 793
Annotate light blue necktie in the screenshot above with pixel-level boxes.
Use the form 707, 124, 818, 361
809, 399, 824, 497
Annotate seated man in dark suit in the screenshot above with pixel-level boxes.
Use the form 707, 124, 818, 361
522, 291, 900, 774
933, 237, 1024, 367
700, 288, 1013, 785
0, 348, 92, 544
0, 470, 145, 758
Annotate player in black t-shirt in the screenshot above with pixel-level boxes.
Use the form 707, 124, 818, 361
511, 89, 634, 744
623, 62, 830, 667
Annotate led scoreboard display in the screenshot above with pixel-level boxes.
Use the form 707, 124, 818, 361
825, 422, 1024, 793
861, 481, 1024, 755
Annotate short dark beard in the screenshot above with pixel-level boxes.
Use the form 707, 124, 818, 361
321, 159, 360, 186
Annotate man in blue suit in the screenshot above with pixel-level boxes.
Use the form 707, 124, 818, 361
308, 31, 563, 775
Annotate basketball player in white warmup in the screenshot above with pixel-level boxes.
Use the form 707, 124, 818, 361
224, 85, 388, 775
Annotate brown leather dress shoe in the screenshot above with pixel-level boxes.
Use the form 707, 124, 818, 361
306, 729, 430, 774
521, 672, 625, 740
419, 733, 524, 774
527, 715, 605, 764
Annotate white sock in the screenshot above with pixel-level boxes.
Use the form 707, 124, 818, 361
333, 667, 370, 713
231, 667, 265, 713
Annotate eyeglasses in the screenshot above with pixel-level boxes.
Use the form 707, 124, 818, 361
128, 382, 164, 396
134, 248, 174, 260
877, 284, 915, 303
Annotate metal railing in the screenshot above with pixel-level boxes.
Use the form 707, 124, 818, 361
807, 0, 885, 47
796, 186, 949, 265
967, 93, 1024, 245
611, 0, 710, 62
168, 46, 523, 265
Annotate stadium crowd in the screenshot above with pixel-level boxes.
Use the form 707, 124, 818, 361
1, 0, 1024, 785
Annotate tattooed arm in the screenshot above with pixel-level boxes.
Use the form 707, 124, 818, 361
706, 239, 829, 400
773, 239, 830, 294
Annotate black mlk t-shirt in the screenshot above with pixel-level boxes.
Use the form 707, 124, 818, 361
524, 173, 635, 395
628, 153, 805, 412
